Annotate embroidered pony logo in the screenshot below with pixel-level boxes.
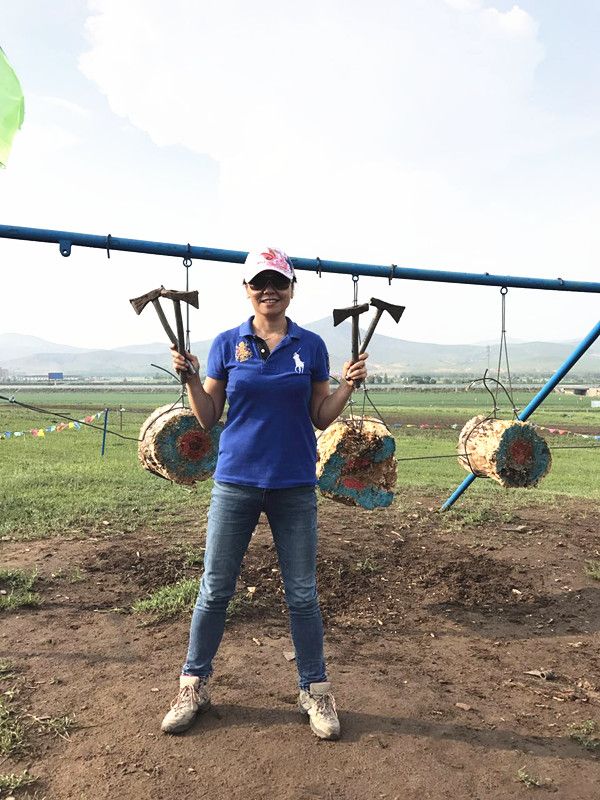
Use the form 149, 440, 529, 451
293, 351, 305, 373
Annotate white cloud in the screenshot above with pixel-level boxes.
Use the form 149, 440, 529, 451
482, 5, 538, 38
72, 1, 600, 345
443, 0, 481, 11
2, 1, 597, 351
78, 1, 548, 228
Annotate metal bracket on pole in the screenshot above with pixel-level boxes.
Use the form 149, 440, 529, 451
440, 319, 600, 511
58, 239, 71, 257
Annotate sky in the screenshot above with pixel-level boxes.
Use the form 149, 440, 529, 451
0, 0, 599, 351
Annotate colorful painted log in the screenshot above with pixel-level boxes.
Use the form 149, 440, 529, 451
457, 414, 551, 488
138, 404, 222, 486
317, 417, 397, 509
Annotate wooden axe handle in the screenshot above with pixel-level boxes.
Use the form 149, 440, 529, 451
151, 299, 178, 348
171, 299, 188, 386
360, 309, 383, 355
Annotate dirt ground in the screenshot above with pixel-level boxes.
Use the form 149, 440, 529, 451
1, 491, 600, 800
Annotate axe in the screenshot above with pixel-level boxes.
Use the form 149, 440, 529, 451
354, 297, 405, 388
129, 287, 199, 384
333, 302, 370, 385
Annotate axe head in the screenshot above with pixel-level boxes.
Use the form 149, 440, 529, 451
129, 287, 163, 315
160, 288, 200, 309
332, 302, 370, 327
369, 297, 405, 323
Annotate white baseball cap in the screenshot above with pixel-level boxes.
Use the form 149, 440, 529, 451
243, 247, 295, 283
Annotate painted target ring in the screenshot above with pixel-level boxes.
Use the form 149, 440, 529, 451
138, 404, 222, 486
496, 424, 551, 487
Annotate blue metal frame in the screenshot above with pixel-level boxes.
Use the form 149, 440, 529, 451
440, 319, 600, 511
1, 222, 598, 507
1, 224, 600, 292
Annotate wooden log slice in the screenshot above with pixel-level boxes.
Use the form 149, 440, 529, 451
138, 404, 222, 486
317, 417, 397, 509
458, 414, 551, 488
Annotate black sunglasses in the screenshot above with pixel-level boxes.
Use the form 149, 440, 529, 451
248, 273, 292, 291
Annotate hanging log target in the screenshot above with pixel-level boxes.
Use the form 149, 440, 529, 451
138, 404, 222, 486
458, 414, 551, 488
317, 417, 397, 509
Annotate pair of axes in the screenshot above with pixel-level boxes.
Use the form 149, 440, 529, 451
129, 287, 199, 384
333, 298, 405, 389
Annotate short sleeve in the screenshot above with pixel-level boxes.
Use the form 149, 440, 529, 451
206, 334, 227, 380
312, 336, 330, 382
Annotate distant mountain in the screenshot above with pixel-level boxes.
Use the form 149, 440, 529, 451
112, 342, 171, 354
1, 323, 599, 378
0, 332, 87, 362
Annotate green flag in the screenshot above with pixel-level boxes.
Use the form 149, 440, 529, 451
0, 47, 25, 167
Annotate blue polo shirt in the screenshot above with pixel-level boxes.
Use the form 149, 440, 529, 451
206, 317, 330, 488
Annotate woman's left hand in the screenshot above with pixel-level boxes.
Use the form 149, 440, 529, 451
342, 352, 368, 388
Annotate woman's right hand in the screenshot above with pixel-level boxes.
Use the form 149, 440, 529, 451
170, 344, 199, 379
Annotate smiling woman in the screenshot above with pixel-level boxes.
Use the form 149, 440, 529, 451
164, 247, 369, 742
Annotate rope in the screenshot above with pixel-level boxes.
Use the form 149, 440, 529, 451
493, 287, 518, 415
4, 394, 598, 465
183, 246, 192, 352
0, 393, 185, 444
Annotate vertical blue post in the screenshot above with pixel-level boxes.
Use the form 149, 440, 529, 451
101, 408, 109, 456
440, 319, 600, 510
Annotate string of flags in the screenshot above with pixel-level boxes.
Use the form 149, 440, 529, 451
390, 421, 600, 440
1, 411, 104, 441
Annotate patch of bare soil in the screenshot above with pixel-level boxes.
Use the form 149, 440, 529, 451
1, 492, 600, 799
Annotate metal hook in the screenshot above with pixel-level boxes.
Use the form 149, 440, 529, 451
316, 256, 322, 278
183, 243, 192, 268
106, 233, 112, 259
389, 263, 397, 285
500, 286, 508, 296
352, 273, 359, 306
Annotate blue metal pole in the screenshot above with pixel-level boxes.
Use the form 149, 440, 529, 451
101, 408, 109, 457
440, 319, 600, 510
1, 224, 600, 293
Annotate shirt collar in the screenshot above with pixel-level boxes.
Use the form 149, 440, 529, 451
239, 317, 300, 339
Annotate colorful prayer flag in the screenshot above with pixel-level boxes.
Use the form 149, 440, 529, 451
0, 48, 25, 167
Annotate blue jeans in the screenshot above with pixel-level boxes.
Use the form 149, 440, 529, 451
183, 481, 327, 690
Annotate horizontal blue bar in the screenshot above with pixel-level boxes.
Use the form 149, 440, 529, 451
1, 224, 600, 292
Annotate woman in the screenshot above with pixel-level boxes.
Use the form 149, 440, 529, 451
161, 247, 368, 740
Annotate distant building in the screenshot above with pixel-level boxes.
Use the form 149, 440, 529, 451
0, 366, 9, 381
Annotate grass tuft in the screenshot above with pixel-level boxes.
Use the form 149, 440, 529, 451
584, 560, 600, 581
568, 719, 600, 750
0, 568, 40, 612
29, 713, 76, 741
0, 659, 17, 681
226, 590, 263, 619
0, 770, 37, 792
132, 578, 198, 619
516, 767, 543, 788
67, 566, 86, 583
0, 695, 27, 756
181, 545, 205, 568
355, 557, 381, 574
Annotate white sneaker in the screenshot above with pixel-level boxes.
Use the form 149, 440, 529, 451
299, 681, 341, 740
161, 675, 211, 734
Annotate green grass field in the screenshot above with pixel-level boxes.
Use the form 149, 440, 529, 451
0, 389, 598, 540
3, 386, 598, 423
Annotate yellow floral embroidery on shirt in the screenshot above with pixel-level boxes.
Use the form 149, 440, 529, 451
235, 341, 253, 362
